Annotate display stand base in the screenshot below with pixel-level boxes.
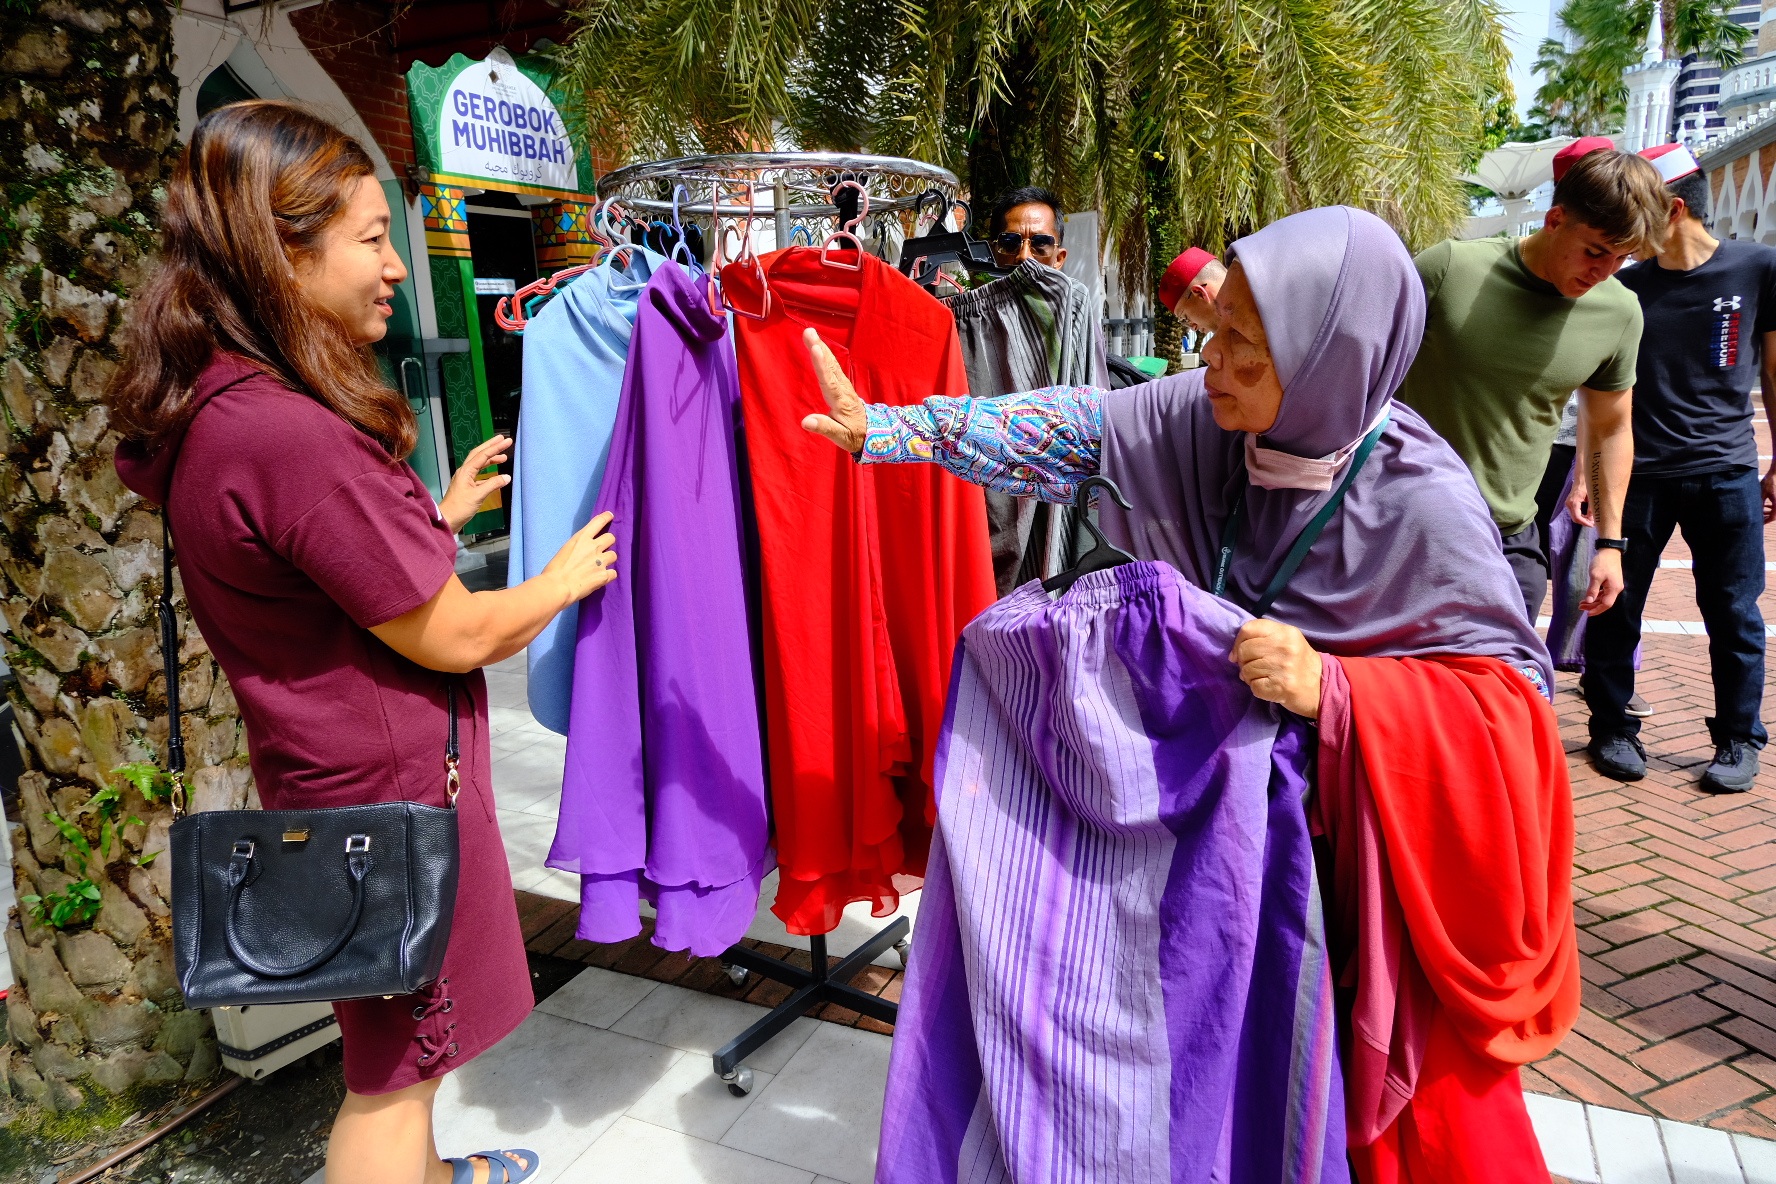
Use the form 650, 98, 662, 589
712, 916, 910, 1096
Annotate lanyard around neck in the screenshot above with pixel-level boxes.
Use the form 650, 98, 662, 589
1212, 415, 1389, 618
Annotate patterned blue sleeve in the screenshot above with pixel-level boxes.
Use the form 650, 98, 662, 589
858, 386, 1107, 504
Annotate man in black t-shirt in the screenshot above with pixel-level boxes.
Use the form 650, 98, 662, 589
1584, 142, 1774, 791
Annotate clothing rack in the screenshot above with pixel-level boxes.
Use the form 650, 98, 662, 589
594, 149, 955, 1097
597, 151, 961, 266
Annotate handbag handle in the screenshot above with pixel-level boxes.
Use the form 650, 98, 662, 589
222, 836, 370, 977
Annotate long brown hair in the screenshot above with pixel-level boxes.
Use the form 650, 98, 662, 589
109, 101, 417, 457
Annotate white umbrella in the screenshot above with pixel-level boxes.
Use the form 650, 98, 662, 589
1458, 136, 1579, 200
1459, 136, 1579, 240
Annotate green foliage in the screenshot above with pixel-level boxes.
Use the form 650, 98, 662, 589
553, 0, 1513, 276
21, 765, 162, 931
1532, 0, 1751, 136
109, 761, 174, 807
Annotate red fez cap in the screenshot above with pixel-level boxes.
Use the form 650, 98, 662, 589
1158, 248, 1219, 314
1638, 142, 1700, 183
1552, 136, 1616, 184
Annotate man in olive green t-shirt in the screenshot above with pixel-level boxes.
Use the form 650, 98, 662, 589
1399, 148, 1664, 624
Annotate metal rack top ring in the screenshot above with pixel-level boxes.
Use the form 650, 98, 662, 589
595, 151, 959, 219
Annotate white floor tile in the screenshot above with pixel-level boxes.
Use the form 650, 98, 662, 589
1526, 1093, 1599, 1183
490, 746, 566, 815
496, 807, 559, 881
626, 1049, 778, 1143
432, 1012, 681, 1184
609, 982, 820, 1075
484, 675, 531, 711
492, 720, 562, 758
538, 966, 661, 1029
1737, 1134, 1776, 1184
516, 865, 580, 903
489, 704, 540, 735
1589, 1105, 1675, 1184
719, 1023, 891, 1184
1660, 1120, 1743, 1184
572, 1115, 815, 1184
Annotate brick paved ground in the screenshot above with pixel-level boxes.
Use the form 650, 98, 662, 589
1524, 411, 1776, 1137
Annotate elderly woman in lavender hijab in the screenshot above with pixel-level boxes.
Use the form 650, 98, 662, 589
802, 205, 1578, 1183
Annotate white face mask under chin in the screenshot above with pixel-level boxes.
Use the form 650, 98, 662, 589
1244, 405, 1390, 491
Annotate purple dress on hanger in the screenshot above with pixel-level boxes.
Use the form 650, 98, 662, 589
879, 562, 1346, 1184
547, 263, 771, 957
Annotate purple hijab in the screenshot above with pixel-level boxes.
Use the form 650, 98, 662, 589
1099, 206, 1552, 683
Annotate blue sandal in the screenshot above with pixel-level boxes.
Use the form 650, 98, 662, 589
446, 1149, 540, 1183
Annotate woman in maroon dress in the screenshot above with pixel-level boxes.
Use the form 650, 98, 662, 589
109, 103, 611, 1184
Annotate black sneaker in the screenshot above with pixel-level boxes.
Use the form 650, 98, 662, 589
1589, 733, 1647, 781
1625, 693, 1653, 718
1701, 740, 1759, 794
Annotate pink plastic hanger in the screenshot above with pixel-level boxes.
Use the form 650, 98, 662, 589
820, 180, 869, 272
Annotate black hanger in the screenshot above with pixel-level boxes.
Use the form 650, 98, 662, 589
897, 193, 1012, 286
1040, 476, 1137, 595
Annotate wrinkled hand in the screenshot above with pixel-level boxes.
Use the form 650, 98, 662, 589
541, 511, 618, 603
1579, 547, 1624, 617
1229, 619, 1323, 719
440, 434, 512, 533
800, 327, 867, 452
1567, 473, 1593, 527
1763, 468, 1775, 524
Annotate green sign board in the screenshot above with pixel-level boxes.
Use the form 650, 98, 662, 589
406, 47, 597, 198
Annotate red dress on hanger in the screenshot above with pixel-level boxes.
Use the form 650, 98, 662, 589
723, 248, 996, 935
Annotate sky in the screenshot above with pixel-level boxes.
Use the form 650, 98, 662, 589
1500, 0, 1556, 118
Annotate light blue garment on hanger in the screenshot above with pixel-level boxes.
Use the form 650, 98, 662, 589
509, 246, 666, 733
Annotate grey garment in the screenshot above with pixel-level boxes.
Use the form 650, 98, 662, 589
942, 260, 1109, 595
1554, 393, 1581, 447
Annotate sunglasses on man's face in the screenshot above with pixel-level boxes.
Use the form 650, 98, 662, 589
992, 232, 1059, 258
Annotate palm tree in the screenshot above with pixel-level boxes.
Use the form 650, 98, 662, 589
0, 1, 229, 1111
1531, 0, 1750, 137
553, 0, 1511, 287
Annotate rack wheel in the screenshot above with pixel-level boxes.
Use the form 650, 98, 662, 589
721, 1066, 755, 1097
893, 938, 911, 969
723, 963, 750, 987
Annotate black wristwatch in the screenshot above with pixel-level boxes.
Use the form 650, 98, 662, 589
1595, 537, 1628, 552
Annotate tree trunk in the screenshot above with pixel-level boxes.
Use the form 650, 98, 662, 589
0, 1, 244, 1113
1661, 0, 1677, 61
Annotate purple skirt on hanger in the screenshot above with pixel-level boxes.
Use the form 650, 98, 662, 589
878, 563, 1347, 1184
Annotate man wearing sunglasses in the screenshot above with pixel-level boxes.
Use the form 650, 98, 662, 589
988, 187, 1069, 271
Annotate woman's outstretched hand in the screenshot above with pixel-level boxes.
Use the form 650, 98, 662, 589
542, 511, 619, 603
800, 327, 867, 452
440, 433, 513, 533
1230, 619, 1323, 719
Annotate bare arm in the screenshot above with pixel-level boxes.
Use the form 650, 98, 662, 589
1761, 330, 1776, 524
1576, 384, 1632, 615
370, 512, 617, 672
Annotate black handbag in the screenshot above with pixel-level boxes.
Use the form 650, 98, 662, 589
159, 517, 461, 1008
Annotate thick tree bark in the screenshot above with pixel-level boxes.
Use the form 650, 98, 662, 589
0, 1, 244, 1111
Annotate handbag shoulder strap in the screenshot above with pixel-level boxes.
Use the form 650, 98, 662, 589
157, 511, 463, 815
158, 513, 189, 817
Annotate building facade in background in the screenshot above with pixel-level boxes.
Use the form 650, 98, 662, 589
170, 0, 614, 535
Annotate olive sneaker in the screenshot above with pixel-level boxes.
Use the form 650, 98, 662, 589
1701, 739, 1758, 795
1589, 732, 1647, 782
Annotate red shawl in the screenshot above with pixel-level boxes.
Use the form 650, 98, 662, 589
1320, 653, 1579, 1183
